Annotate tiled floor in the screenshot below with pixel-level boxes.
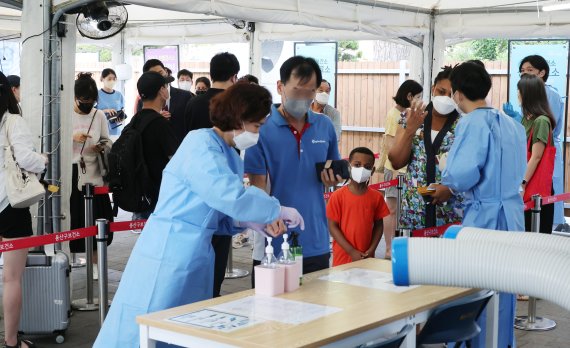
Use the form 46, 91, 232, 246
0, 221, 568, 347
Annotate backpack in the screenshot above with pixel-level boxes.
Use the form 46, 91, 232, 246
108, 113, 156, 213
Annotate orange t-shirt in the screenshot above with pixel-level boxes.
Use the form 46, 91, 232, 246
326, 185, 390, 266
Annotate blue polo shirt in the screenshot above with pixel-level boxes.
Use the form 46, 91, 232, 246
245, 104, 340, 257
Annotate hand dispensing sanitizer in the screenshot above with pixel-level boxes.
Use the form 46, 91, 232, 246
278, 234, 300, 292
254, 237, 285, 296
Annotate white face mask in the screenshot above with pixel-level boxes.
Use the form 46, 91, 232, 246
315, 92, 330, 105
451, 91, 466, 115
351, 166, 372, 184
178, 81, 192, 92
432, 96, 456, 115
103, 79, 116, 90
233, 126, 260, 151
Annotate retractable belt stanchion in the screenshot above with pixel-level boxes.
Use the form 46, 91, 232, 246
96, 219, 109, 325
395, 174, 409, 237
515, 194, 556, 331
225, 246, 249, 279
72, 183, 99, 311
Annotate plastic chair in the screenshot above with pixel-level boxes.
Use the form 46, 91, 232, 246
416, 290, 493, 348
357, 324, 413, 348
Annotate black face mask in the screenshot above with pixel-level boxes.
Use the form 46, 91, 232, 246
77, 101, 94, 114
196, 90, 207, 95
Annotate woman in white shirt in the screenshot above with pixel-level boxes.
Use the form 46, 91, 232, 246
70, 73, 113, 279
0, 71, 46, 348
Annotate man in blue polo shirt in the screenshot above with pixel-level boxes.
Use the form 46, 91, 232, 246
245, 56, 342, 275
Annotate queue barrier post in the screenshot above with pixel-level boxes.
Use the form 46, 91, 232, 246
96, 219, 110, 326
225, 245, 249, 279
395, 174, 406, 237
514, 195, 556, 331
71, 253, 86, 268
72, 183, 99, 311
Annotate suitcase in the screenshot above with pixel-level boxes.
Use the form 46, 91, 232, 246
18, 250, 71, 343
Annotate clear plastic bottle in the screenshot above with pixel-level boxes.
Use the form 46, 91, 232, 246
261, 237, 278, 267
255, 237, 285, 296
278, 234, 296, 264
278, 234, 300, 292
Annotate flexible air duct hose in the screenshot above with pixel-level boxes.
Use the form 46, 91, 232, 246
443, 226, 570, 254
392, 237, 570, 311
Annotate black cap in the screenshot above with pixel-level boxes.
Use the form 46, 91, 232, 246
137, 71, 174, 100
6, 75, 20, 88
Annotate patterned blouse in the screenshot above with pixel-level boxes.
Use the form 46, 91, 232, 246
399, 110, 465, 230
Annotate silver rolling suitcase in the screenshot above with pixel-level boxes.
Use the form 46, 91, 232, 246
18, 250, 71, 344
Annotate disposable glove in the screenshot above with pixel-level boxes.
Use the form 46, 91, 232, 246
280, 206, 305, 230
502, 102, 522, 122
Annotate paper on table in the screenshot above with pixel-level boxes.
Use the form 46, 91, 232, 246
210, 296, 342, 325
319, 268, 419, 293
167, 309, 262, 333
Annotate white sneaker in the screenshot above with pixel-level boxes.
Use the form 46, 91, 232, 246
93, 264, 99, 280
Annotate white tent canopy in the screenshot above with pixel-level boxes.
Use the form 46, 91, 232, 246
8, 0, 570, 235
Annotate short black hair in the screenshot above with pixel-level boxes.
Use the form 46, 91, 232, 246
177, 69, 193, 80
101, 68, 116, 79
467, 60, 485, 68
393, 80, 423, 108
349, 147, 375, 162
210, 52, 240, 82
238, 74, 259, 84
143, 59, 165, 73
433, 65, 454, 86
450, 62, 492, 101
6, 75, 20, 88
321, 79, 331, 89
280, 56, 322, 88
195, 76, 211, 88
519, 55, 550, 82
75, 72, 98, 101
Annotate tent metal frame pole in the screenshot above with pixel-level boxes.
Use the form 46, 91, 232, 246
422, 12, 435, 100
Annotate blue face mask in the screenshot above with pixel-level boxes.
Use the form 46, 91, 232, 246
283, 91, 312, 119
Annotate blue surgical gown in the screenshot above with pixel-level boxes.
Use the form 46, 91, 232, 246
546, 85, 565, 225
442, 107, 526, 348
94, 129, 281, 348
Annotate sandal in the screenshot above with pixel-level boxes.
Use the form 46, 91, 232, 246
4, 337, 36, 348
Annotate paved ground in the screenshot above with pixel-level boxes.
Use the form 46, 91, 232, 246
0, 215, 569, 347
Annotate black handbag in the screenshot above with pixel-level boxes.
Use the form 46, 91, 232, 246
315, 159, 350, 182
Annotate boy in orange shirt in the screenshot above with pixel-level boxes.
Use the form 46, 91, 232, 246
326, 147, 390, 266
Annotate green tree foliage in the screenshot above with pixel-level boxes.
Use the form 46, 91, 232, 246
76, 44, 112, 62
338, 41, 363, 62
446, 39, 508, 62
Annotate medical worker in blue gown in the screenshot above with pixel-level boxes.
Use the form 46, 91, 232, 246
503, 55, 566, 226
438, 62, 526, 348
94, 83, 305, 348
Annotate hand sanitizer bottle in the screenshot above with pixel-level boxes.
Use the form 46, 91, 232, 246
278, 234, 300, 292
255, 237, 285, 296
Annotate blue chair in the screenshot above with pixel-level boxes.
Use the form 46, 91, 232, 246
357, 324, 413, 348
416, 290, 493, 348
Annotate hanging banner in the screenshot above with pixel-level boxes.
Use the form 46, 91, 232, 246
508, 41, 569, 116
294, 42, 338, 107
143, 45, 180, 75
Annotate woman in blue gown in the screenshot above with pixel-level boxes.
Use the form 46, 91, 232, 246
95, 83, 303, 347
438, 62, 526, 348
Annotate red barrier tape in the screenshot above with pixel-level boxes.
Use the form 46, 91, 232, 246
523, 192, 570, 211
110, 219, 147, 233
94, 186, 110, 195
323, 179, 399, 200
411, 223, 460, 238
0, 227, 97, 252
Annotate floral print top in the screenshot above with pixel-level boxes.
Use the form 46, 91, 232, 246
399, 113, 465, 230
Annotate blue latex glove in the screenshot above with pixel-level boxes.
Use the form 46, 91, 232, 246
280, 206, 305, 230
502, 102, 522, 122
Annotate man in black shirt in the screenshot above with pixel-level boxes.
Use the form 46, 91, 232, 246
183, 52, 240, 298
131, 72, 179, 221
137, 59, 192, 145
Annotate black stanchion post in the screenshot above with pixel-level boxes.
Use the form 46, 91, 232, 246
515, 195, 556, 331
395, 174, 405, 237
96, 219, 109, 326
72, 183, 99, 311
